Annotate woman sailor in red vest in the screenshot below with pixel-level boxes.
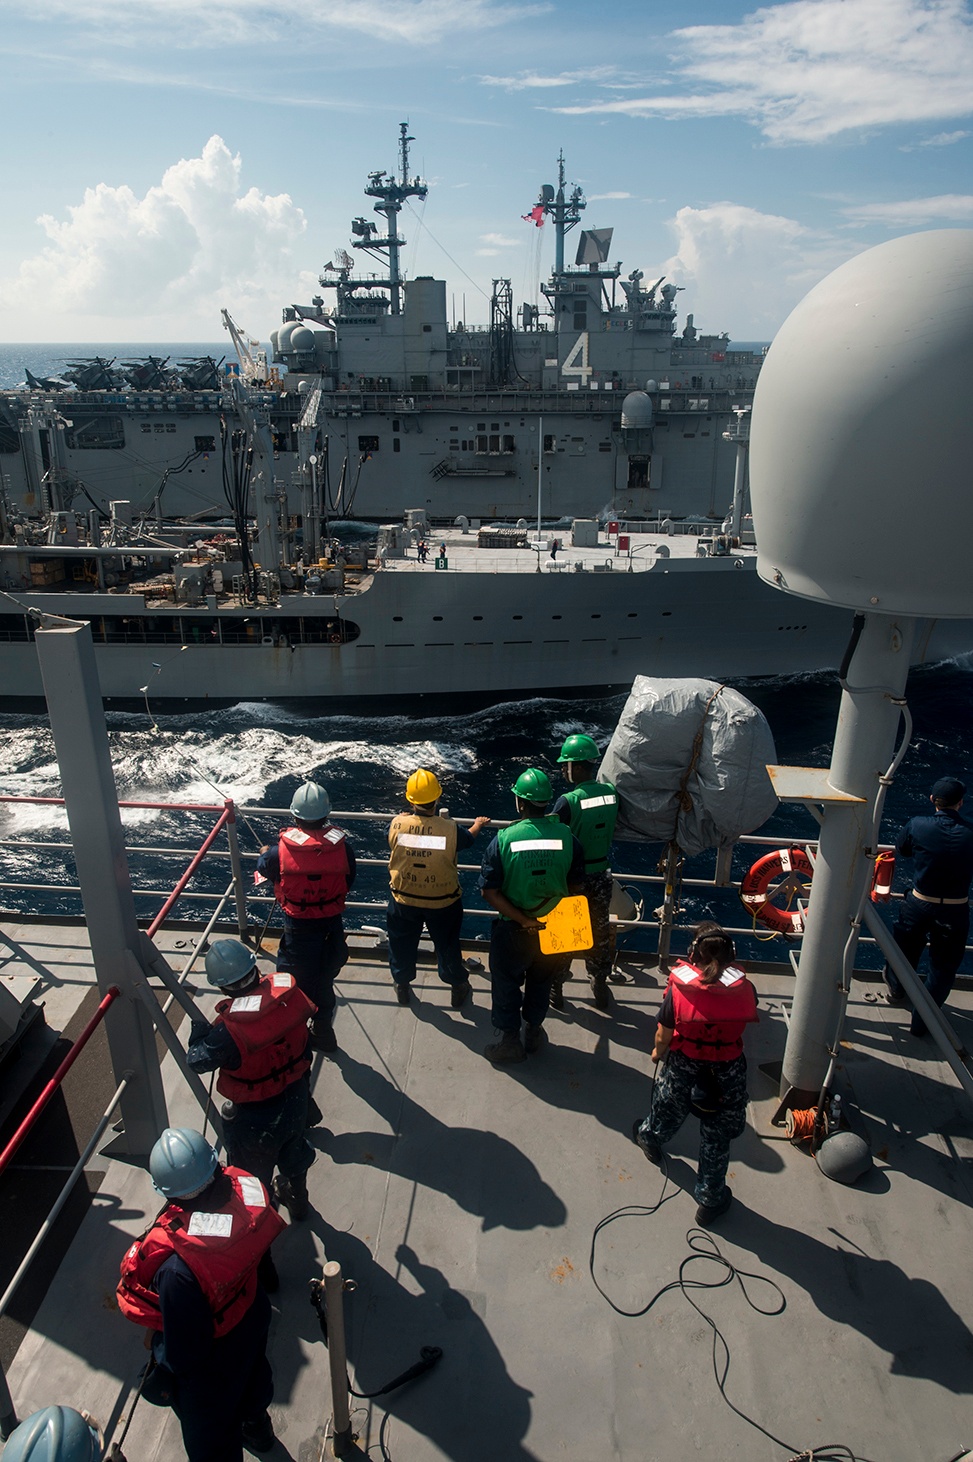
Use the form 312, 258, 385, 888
117, 1127, 284, 1461
256, 781, 356, 1054
633, 923, 758, 1225
188, 939, 317, 1222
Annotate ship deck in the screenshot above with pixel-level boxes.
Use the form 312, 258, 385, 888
378, 523, 736, 577
3, 919, 973, 1461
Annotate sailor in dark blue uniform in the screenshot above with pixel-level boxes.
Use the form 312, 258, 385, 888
884, 776, 973, 1036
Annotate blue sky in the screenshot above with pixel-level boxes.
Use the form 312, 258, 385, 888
1, 0, 971, 342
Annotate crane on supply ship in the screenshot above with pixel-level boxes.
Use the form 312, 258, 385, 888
221, 310, 270, 386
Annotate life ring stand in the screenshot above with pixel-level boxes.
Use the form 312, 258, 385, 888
739, 846, 814, 933
741, 846, 895, 931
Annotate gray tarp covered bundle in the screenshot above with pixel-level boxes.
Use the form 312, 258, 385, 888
599, 677, 778, 856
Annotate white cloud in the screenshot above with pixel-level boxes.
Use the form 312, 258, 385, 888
478, 66, 617, 90
2, 0, 549, 46
588, 192, 633, 201
0, 137, 319, 337
842, 193, 973, 223
550, 0, 973, 144
479, 232, 521, 246
901, 129, 971, 148
659, 201, 855, 336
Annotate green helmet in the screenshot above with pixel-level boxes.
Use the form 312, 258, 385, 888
557, 733, 600, 764
511, 768, 553, 804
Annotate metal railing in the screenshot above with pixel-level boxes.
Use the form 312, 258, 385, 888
0, 795, 248, 938
3, 794, 971, 974
0, 986, 124, 1438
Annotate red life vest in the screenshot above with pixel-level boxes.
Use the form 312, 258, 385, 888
275, 825, 349, 918
215, 973, 316, 1103
116, 1168, 285, 1338
667, 960, 758, 1062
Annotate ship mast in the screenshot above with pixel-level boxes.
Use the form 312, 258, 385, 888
546, 152, 585, 278
350, 122, 428, 315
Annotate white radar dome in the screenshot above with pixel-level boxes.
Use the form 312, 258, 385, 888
621, 391, 653, 430
749, 230, 973, 618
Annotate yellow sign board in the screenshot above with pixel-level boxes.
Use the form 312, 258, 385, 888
537, 895, 593, 955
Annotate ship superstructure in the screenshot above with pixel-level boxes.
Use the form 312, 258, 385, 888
0, 127, 762, 529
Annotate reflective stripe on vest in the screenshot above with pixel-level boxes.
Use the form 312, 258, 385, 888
215, 973, 315, 1103
667, 961, 758, 1062
388, 812, 460, 909
496, 817, 574, 918
116, 1169, 286, 1338
275, 826, 349, 917
561, 780, 618, 872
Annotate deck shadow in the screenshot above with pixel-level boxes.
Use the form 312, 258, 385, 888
727, 1203, 973, 1392
328, 1053, 567, 1232
309, 1221, 542, 1462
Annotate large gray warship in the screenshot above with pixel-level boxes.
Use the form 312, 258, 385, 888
0, 126, 761, 526
2, 129, 972, 701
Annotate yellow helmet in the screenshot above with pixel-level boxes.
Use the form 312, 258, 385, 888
406, 768, 443, 804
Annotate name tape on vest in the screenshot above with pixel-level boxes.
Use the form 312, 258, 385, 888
673, 962, 746, 987
187, 1212, 234, 1238
286, 829, 311, 845
398, 833, 448, 850
229, 994, 262, 1013
272, 973, 292, 988
510, 839, 565, 853
579, 794, 616, 809
237, 1175, 267, 1209
324, 828, 345, 844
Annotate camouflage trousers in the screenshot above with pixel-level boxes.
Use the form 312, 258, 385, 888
581, 870, 615, 982
637, 1047, 749, 1207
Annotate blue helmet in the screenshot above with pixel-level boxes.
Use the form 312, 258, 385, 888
205, 939, 258, 989
149, 1127, 218, 1200
290, 781, 330, 822
2, 1407, 101, 1462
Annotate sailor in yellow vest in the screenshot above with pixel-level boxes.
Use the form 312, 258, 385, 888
387, 768, 490, 1007
478, 768, 585, 1064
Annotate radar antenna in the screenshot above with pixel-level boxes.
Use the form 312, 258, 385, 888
352, 121, 428, 314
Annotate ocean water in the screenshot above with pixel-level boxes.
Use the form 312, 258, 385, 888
1, 663, 972, 970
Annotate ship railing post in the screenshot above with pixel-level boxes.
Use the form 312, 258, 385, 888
656, 841, 680, 974
32, 618, 169, 1160
224, 799, 249, 937
323, 1261, 354, 1457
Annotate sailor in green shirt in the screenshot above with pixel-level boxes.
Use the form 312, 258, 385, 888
553, 733, 619, 1010
478, 768, 585, 1064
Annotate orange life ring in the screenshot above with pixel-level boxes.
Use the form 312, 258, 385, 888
739, 846, 814, 932
870, 851, 895, 902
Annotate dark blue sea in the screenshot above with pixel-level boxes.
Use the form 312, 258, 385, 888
1, 342, 970, 969
2, 665, 972, 973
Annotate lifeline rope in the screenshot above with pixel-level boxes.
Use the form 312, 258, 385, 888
657, 684, 727, 909
590, 1174, 880, 1462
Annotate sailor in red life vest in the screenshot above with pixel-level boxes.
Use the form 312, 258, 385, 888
117, 1127, 284, 1461
632, 923, 758, 1225
256, 780, 355, 1054
188, 939, 317, 1223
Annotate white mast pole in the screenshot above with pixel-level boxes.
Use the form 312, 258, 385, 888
536, 414, 544, 542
